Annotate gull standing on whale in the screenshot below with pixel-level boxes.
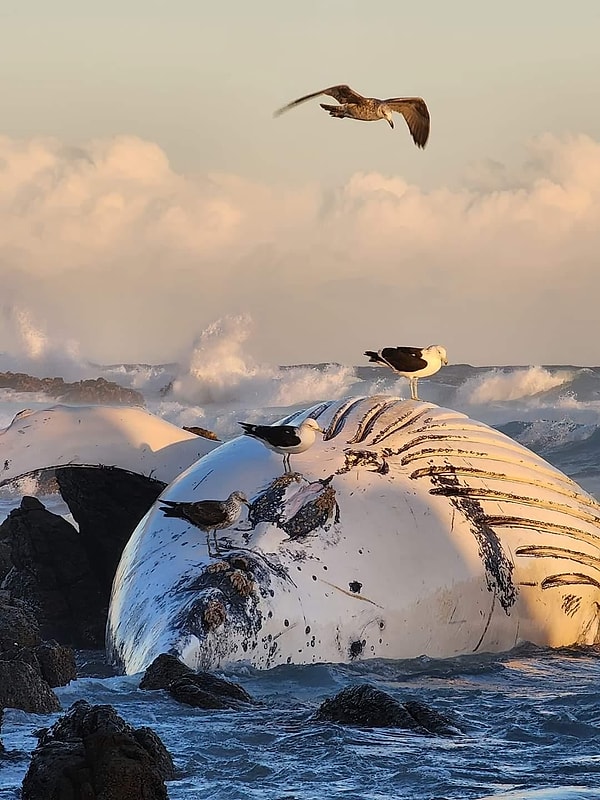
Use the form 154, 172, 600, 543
274, 84, 430, 148
239, 418, 325, 473
159, 491, 249, 555
365, 345, 448, 401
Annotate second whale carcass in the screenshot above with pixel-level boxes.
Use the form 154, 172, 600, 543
107, 395, 600, 674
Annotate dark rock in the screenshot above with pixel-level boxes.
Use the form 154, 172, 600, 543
402, 699, 463, 736
168, 674, 252, 709
315, 685, 462, 735
0, 592, 40, 657
0, 496, 105, 647
0, 371, 144, 406
0, 538, 12, 584
0, 467, 165, 650
138, 653, 193, 690
34, 641, 77, 688
0, 660, 61, 713
0, 594, 76, 690
56, 465, 165, 595
22, 700, 174, 800
140, 653, 254, 708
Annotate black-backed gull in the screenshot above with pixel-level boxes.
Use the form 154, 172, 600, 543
239, 418, 324, 473
274, 84, 430, 148
364, 345, 448, 401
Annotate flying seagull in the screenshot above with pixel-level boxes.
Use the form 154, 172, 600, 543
274, 84, 430, 148
239, 418, 325, 473
160, 490, 249, 556
364, 345, 448, 401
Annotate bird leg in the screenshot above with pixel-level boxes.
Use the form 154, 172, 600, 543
410, 377, 420, 401
282, 453, 292, 474
207, 529, 222, 558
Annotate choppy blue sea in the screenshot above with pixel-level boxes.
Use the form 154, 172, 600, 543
3, 336, 600, 798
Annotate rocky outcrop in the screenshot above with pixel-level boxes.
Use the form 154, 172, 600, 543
0, 372, 144, 405
55, 466, 165, 594
0, 468, 165, 648
138, 653, 195, 690
0, 661, 61, 713
21, 700, 174, 800
315, 685, 463, 735
140, 653, 254, 709
0, 593, 75, 712
0, 497, 105, 646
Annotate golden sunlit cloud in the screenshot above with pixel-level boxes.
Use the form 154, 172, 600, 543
1, 132, 599, 366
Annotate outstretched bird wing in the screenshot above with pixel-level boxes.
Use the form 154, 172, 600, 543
383, 97, 430, 148
274, 84, 366, 116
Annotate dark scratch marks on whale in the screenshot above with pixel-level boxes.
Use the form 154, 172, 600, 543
370, 407, 437, 446
345, 399, 404, 445
429, 466, 517, 613
428, 484, 600, 528
516, 545, 600, 574
542, 572, 600, 591
278, 401, 336, 427
336, 449, 390, 475
561, 593, 582, 617
323, 397, 368, 441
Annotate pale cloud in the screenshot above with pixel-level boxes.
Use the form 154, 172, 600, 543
1, 132, 599, 367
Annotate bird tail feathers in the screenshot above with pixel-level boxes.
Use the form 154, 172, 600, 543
364, 350, 385, 365
159, 501, 184, 518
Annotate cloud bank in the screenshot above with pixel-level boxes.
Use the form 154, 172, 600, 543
1, 132, 599, 366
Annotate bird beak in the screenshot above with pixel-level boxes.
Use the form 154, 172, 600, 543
443, 359, 449, 366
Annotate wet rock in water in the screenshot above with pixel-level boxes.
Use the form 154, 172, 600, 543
402, 699, 463, 737
315, 685, 462, 735
21, 699, 174, 800
34, 640, 77, 688
168, 674, 253, 709
138, 653, 194, 689
0, 661, 61, 713
140, 652, 254, 709
56, 465, 166, 596
0, 596, 76, 687
0, 497, 105, 646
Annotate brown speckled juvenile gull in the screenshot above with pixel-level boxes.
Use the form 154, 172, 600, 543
160, 490, 249, 555
274, 84, 430, 148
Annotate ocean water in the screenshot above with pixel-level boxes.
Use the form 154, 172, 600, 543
2, 316, 600, 798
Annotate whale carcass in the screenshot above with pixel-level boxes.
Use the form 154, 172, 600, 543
107, 395, 600, 674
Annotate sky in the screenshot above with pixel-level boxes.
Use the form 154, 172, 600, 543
1, 0, 600, 366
